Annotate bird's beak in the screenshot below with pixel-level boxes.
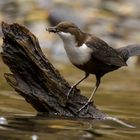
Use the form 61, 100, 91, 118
46, 26, 58, 33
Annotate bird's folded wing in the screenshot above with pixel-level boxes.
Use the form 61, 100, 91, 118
86, 38, 127, 67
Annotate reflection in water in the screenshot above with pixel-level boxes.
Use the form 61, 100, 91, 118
0, 65, 140, 140
0, 0, 140, 139
0, 114, 139, 140
31, 135, 38, 140
104, 116, 135, 128
0, 117, 8, 125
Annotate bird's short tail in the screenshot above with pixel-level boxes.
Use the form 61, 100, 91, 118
116, 44, 140, 61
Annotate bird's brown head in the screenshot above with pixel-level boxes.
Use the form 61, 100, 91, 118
47, 21, 86, 46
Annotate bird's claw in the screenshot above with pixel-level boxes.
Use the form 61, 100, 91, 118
77, 101, 92, 113
67, 86, 74, 99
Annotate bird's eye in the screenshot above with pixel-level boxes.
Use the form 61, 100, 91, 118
58, 27, 67, 32
62, 27, 69, 33
64, 27, 68, 30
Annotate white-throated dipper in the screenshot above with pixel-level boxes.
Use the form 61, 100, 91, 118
47, 21, 140, 112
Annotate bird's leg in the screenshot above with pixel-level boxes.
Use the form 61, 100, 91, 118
77, 77, 101, 112
67, 73, 89, 98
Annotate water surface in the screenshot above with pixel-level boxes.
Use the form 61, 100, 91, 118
0, 62, 140, 140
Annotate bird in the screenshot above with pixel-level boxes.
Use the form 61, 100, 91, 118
47, 21, 140, 112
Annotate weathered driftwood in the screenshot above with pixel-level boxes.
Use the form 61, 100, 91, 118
1, 22, 106, 119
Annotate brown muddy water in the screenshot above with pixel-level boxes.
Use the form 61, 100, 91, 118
0, 60, 140, 140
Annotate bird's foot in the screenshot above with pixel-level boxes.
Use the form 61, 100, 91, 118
67, 86, 74, 99
77, 101, 92, 113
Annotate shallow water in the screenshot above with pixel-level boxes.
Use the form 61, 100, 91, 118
0, 63, 140, 140
0, 0, 140, 139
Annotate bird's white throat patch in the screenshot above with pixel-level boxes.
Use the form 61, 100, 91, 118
58, 32, 92, 65
58, 32, 73, 40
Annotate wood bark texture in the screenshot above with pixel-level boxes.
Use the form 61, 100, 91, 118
1, 22, 106, 119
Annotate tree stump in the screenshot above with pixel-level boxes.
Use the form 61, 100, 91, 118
1, 22, 106, 119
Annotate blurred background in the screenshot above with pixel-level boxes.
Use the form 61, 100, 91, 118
0, 0, 140, 140
1, 0, 140, 64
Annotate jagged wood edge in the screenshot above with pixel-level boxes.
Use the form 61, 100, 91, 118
1, 22, 106, 119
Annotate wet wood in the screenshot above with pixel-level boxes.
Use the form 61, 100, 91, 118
1, 22, 106, 119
